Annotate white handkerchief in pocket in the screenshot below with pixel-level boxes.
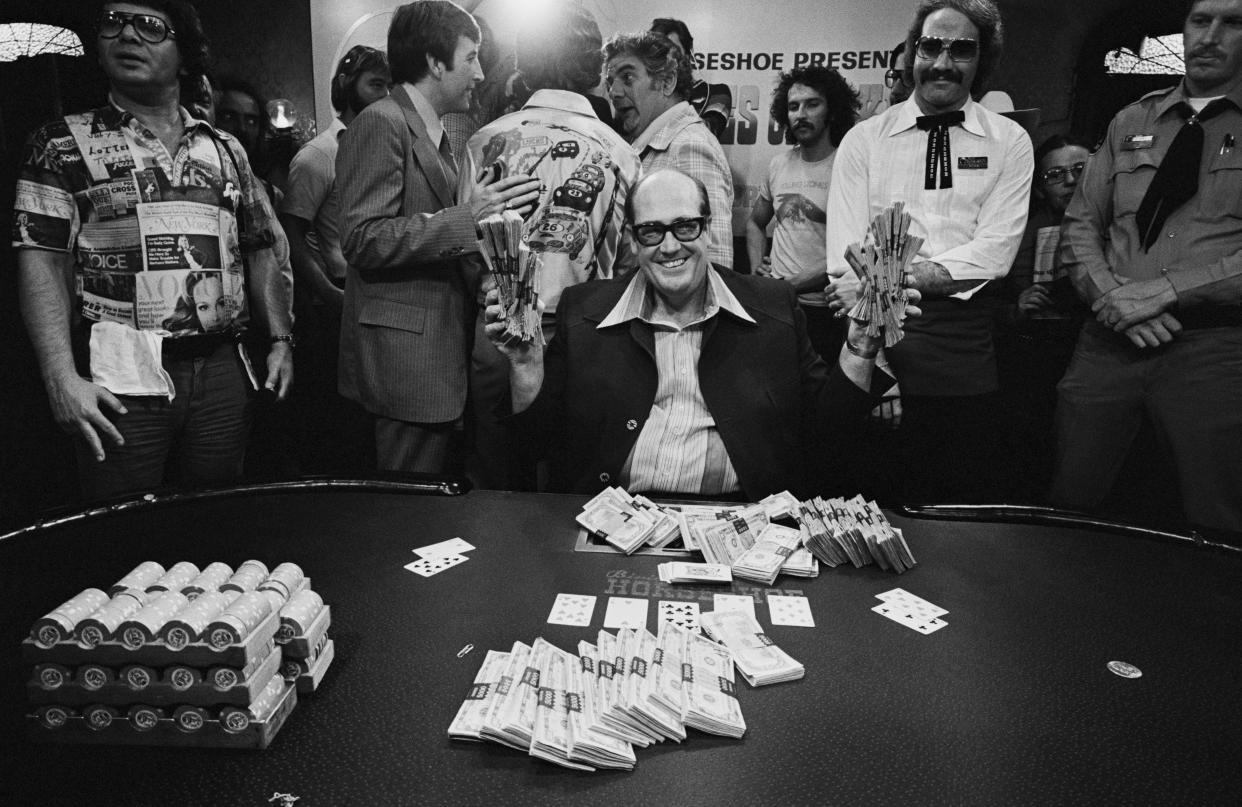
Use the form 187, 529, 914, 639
89, 321, 175, 400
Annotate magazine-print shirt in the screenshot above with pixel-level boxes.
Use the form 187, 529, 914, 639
12, 100, 286, 339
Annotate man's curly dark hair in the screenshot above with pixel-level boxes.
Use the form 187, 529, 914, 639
769, 66, 860, 147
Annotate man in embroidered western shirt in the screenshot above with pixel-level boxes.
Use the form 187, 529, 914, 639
1050, 0, 1242, 532
484, 169, 918, 500
12, 0, 294, 502
604, 31, 735, 270
825, 0, 1032, 502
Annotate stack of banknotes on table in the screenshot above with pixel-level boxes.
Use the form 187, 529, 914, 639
576, 487, 681, 554
656, 562, 732, 584
699, 609, 805, 686
448, 623, 746, 771
795, 495, 916, 573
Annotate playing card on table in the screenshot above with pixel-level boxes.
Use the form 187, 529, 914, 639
875, 588, 948, 617
767, 595, 815, 627
547, 593, 597, 627
872, 602, 948, 634
602, 596, 649, 629
712, 593, 756, 621
413, 537, 476, 558
404, 553, 469, 578
658, 600, 701, 632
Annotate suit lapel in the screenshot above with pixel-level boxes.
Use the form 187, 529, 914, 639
392, 85, 456, 209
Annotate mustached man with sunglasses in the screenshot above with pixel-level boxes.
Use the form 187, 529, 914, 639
483, 169, 918, 500
1051, 0, 1242, 533
12, 1, 294, 503
825, 0, 1033, 503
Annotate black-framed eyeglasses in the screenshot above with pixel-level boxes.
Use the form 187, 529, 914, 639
915, 36, 979, 62
633, 217, 708, 246
883, 68, 906, 88
98, 10, 176, 44
1041, 162, 1086, 184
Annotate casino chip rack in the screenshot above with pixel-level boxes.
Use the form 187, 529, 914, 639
23, 560, 334, 749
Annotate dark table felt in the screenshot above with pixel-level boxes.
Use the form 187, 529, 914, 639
1, 488, 1240, 806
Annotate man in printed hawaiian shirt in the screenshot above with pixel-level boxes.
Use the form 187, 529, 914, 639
12, 1, 294, 502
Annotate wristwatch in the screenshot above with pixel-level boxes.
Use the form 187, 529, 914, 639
270, 333, 297, 349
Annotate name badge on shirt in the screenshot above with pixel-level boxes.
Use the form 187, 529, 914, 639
1122, 134, 1156, 150
957, 156, 988, 170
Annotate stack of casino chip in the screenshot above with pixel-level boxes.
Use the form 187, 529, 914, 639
23, 559, 331, 746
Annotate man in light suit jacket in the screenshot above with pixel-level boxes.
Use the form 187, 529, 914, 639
337, 0, 539, 474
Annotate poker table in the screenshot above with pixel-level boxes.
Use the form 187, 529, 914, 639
2, 480, 1240, 806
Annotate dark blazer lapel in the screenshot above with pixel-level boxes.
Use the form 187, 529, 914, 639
391, 85, 455, 209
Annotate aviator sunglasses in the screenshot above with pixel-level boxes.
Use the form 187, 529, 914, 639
98, 10, 176, 45
915, 36, 979, 62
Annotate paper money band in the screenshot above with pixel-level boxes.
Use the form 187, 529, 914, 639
75, 592, 147, 648
84, 704, 119, 731
36, 705, 73, 730
35, 662, 72, 690
121, 664, 156, 691
205, 591, 272, 649
257, 562, 305, 600
147, 560, 200, 593
118, 591, 189, 649
127, 704, 163, 732
31, 588, 109, 648
161, 589, 237, 649
276, 589, 324, 642
220, 560, 269, 594
108, 561, 165, 596
181, 561, 233, 598
164, 665, 201, 691
173, 704, 209, 733
77, 664, 115, 691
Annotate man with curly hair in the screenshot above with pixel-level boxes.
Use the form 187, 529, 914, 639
747, 66, 860, 360
604, 30, 734, 270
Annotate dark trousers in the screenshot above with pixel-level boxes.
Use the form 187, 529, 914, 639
895, 391, 1003, 503
77, 342, 251, 502
1050, 323, 1242, 532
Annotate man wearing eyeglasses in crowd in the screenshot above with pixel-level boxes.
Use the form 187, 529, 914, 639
482, 168, 917, 500
884, 41, 913, 108
12, 1, 294, 502
825, 0, 1033, 503
1051, 0, 1242, 533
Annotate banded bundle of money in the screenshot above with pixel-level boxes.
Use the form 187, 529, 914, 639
576, 488, 657, 554
449, 627, 748, 773
699, 608, 805, 687
657, 561, 732, 584
758, 490, 801, 520
681, 628, 747, 736
479, 210, 543, 344
693, 505, 770, 566
779, 545, 820, 578
844, 202, 923, 347
731, 523, 803, 585
630, 495, 682, 548
796, 495, 916, 573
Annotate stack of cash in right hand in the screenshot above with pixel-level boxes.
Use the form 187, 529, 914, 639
730, 523, 803, 584
699, 608, 805, 687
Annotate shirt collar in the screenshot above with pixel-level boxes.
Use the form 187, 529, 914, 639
890, 96, 985, 137
598, 266, 757, 329
522, 89, 595, 117
329, 117, 348, 139
403, 82, 445, 147
106, 93, 209, 136
1154, 80, 1242, 119
631, 101, 695, 153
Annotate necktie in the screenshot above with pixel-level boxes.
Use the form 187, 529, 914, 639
438, 134, 459, 187
1135, 99, 1231, 252
916, 110, 965, 190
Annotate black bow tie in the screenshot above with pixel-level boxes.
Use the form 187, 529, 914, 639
1135, 99, 1233, 251
916, 110, 966, 190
